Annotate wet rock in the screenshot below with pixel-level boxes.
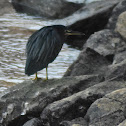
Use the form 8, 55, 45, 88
116, 11, 126, 40
106, 0, 126, 29
0, 75, 103, 126
11, 0, 83, 19
23, 118, 42, 126
85, 88, 126, 126
60, 117, 87, 126
40, 80, 126, 126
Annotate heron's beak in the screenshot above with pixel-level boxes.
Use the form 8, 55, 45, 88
65, 30, 85, 36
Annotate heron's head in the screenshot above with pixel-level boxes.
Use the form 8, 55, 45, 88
52, 25, 84, 36
65, 29, 85, 36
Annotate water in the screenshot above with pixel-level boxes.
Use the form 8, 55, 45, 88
0, 13, 80, 91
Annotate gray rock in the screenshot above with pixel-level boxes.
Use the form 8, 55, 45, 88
0, 75, 103, 126
85, 29, 126, 57
0, 0, 15, 15
85, 88, 126, 126
113, 51, 126, 64
11, 0, 83, 19
60, 117, 87, 126
64, 48, 111, 77
40, 80, 126, 126
65, 0, 120, 48
118, 119, 126, 126
115, 11, 126, 40
23, 118, 42, 126
106, 0, 126, 29
64, 29, 126, 78
66, 0, 120, 28
105, 59, 126, 80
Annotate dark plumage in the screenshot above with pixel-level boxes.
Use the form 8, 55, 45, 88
25, 25, 84, 80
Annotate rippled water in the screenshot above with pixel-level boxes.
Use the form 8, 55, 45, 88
0, 13, 80, 90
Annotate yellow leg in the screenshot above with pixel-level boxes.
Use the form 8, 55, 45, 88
34, 72, 38, 80
46, 67, 48, 80
33, 68, 48, 81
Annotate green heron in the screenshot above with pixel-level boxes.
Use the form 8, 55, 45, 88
25, 25, 84, 80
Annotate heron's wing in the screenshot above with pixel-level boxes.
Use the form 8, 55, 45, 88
25, 27, 64, 75
38, 28, 64, 64
26, 27, 49, 59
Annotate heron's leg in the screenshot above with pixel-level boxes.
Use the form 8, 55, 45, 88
46, 67, 48, 80
34, 72, 38, 80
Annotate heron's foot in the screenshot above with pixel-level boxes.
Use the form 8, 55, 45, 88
33, 77, 41, 81
33, 77, 48, 81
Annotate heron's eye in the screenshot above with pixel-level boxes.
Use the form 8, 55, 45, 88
65, 30, 72, 33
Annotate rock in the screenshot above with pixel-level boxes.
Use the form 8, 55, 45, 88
115, 11, 126, 40
60, 117, 87, 126
85, 29, 126, 57
106, 0, 126, 29
40, 80, 126, 126
64, 48, 111, 77
1, 74, 126, 126
64, 29, 126, 78
113, 51, 126, 64
23, 118, 42, 126
0, 75, 103, 126
118, 120, 126, 126
85, 88, 126, 126
105, 59, 126, 80
11, 0, 83, 19
65, 0, 120, 48
0, 0, 15, 15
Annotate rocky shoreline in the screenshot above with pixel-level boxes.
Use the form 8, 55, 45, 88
1, 0, 126, 126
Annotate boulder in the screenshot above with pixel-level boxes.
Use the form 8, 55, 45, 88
105, 59, 126, 80
113, 51, 126, 64
64, 29, 126, 79
11, 0, 83, 19
0, 75, 103, 126
85, 29, 126, 57
60, 117, 87, 126
106, 0, 126, 29
40, 81, 126, 126
22, 118, 42, 126
0, 0, 15, 15
65, 0, 121, 48
85, 88, 126, 126
115, 11, 126, 40
64, 48, 110, 77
